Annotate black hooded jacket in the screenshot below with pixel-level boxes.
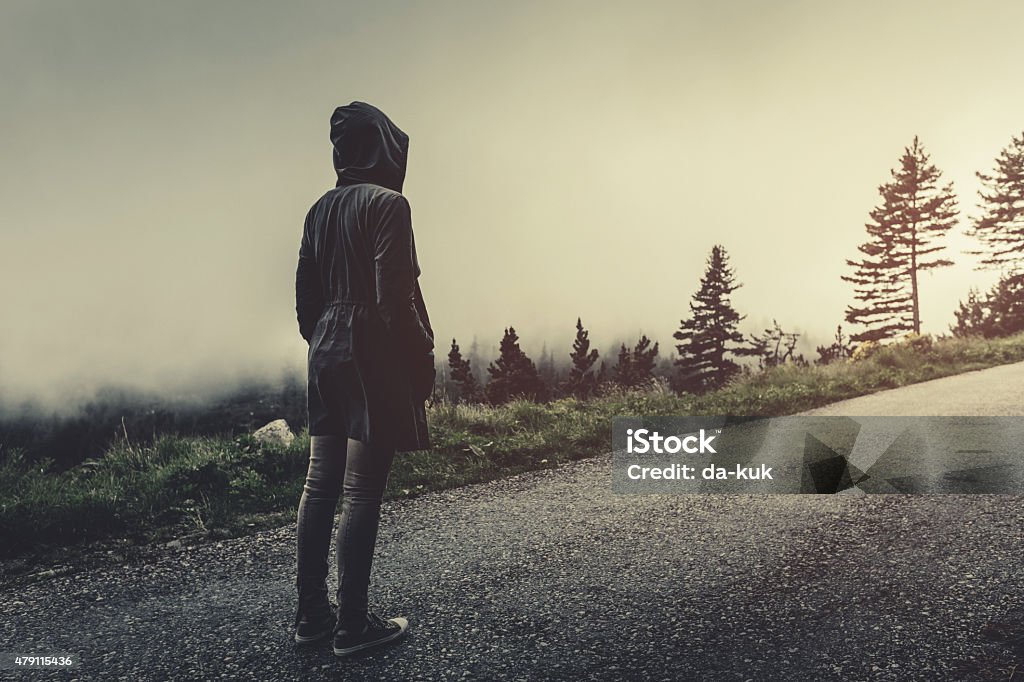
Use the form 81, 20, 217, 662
296, 102, 434, 451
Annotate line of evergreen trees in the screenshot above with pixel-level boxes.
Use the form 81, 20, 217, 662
445, 244, 817, 404
445, 130, 1024, 405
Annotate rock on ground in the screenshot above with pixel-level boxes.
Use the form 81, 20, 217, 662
253, 419, 295, 447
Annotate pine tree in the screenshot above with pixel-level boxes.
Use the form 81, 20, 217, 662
951, 288, 987, 337
986, 274, 1024, 337
951, 274, 1024, 339
613, 335, 660, 389
485, 327, 547, 404
967, 132, 1024, 271
843, 136, 959, 342
562, 317, 600, 398
673, 245, 754, 394
447, 338, 481, 403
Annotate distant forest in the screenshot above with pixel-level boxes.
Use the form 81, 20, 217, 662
3, 132, 1024, 468
0, 379, 307, 471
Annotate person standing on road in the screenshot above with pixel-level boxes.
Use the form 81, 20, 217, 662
293, 101, 435, 657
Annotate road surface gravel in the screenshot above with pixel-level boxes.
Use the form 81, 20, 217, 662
3, 364, 1024, 680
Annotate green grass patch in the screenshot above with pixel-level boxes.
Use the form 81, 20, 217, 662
3, 332, 1024, 560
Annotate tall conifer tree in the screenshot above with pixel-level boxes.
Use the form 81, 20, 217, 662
967, 132, 1024, 272
674, 245, 753, 394
844, 137, 959, 341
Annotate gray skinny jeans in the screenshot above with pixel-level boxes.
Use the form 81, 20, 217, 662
295, 435, 395, 628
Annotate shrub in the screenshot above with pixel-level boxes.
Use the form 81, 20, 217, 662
899, 332, 934, 353
850, 340, 881, 362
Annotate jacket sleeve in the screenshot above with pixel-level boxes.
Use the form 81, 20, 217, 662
295, 213, 324, 343
413, 280, 433, 344
374, 194, 434, 356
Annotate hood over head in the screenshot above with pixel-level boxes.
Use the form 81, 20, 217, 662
330, 102, 409, 192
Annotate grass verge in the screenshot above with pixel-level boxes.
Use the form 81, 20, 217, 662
3, 332, 1024, 566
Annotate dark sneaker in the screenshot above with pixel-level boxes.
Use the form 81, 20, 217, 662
294, 603, 336, 644
332, 613, 409, 657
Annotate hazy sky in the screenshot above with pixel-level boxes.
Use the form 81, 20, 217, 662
2, 0, 1023, 402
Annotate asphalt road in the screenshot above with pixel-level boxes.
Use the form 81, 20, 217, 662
802, 360, 1024, 417
3, 364, 1024, 681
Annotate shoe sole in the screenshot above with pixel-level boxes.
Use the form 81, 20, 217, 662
294, 628, 333, 644
333, 617, 408, 657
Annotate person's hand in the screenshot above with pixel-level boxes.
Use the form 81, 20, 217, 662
411, 351, 436, 402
